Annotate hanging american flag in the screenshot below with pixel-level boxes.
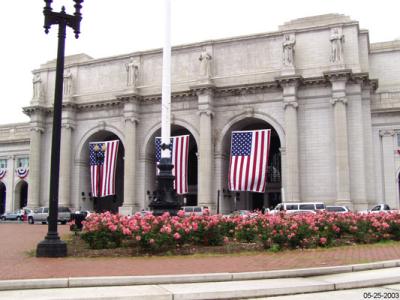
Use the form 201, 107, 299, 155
155, 135, 189, 194
228, 129, 271, 193
89, 140, 119, 197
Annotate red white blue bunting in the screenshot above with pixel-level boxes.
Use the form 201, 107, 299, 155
16, 167, 29, 179
0, 168, 6, 179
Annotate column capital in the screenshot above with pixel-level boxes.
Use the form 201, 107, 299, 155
379, 129, 396, 137
124, 116, 139, 124
330, 97, 348, 106
30, 126, 44, 133
197, 109, 214, 118
283, 101, 298, 110
61, 123, 75, 130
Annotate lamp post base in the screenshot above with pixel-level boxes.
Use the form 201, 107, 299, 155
149, 157, 181, 216
36, 236, 67, 257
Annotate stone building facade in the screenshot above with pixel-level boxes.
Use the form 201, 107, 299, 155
1, 14, 400, 215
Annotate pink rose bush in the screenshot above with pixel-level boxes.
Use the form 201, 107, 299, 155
80, 210, 400, 253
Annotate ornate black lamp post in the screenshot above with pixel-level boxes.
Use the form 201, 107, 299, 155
36, 0, 83, 257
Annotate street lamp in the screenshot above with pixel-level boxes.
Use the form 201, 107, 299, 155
36, 0, 83, 257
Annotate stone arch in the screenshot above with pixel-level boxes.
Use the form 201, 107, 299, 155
141, 118, 199, 159
75, 124, 125, 162
216, 112, 285, 154
142, 122, 199, 208
0, 181, 5, 214
14, 179, 28, 210
216, 114, 284, 213
75, 127, 125, 213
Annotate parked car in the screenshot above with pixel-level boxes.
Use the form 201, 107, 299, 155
1, 209, 25, 221
326, 205, 350, 213
270, 202, 326, 214
27, 206, 72, 224
360, 204, 397, 214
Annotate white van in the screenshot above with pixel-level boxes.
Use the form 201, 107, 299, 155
270, 202, 325, 214
181, 206, 206, 216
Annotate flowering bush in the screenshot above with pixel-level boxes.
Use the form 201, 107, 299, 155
80, 210, 400, 253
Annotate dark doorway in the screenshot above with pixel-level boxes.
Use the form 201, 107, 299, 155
19, 181, 28, 208
86, 132, 125, 214
0, 182, 5, 214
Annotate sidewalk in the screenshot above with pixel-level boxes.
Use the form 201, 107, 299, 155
0, 264, 400, 299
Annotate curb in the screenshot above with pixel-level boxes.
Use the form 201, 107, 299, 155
0, 259, 399, 291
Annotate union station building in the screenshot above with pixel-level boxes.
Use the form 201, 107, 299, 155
1, 14, 400, 215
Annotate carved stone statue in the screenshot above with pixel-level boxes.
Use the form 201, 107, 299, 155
282, 34, 296, 67
125, 57, 139, 88
63, 69, 73, 97
199, 50, 212, 79
330, 28, 345, 63
32, 74, 42, 99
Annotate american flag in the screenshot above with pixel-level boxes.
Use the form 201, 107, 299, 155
155, 135, 189, 194
228, 130, 271, 193
89, 140, 119, 197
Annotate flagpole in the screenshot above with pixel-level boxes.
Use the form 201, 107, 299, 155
149, 0, 180, 215
161, 0, 171, 159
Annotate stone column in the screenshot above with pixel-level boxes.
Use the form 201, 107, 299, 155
326, 71, 351, 206
27, 126, 44, 208
59, 123, 73, 208
278, 76, 301, 202
194, 86, 215, 211
120, 97, 139, 215
331, 96, 351, 205
380, 129, 397, 208
26, 108, 45, 209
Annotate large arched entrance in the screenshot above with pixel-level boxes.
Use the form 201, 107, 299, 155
144, 125, 198, 207
77, 130, 125, 213
0, 182, 5, 214
15, 180, 28, 209
221, 117, 282, 212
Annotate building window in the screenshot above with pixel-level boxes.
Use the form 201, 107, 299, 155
0, 159, 6, 169
397, 133, 400, 147
17, 158, 29, 168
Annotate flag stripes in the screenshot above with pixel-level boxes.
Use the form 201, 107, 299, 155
155, 135, 189, 194
228, 130, 271, 193
89, 140, 119, 197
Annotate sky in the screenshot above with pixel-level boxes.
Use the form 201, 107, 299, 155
1, 0, 399, 125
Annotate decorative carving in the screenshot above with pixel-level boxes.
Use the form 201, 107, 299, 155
330, 97, 348, 105
283, 101, 298, 110
197, 110, 214, 117
330, 27, 345, 64
61, 123, 74, 130
30, 126, 45, 133
124, 117, 139, 124
199, 50, 212, 79
125, 57, 139, 88
282, 34, 296, 67
379, 129, 396, 137
63, 69, 73, 97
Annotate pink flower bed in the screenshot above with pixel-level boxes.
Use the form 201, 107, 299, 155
80, 210, 400, 252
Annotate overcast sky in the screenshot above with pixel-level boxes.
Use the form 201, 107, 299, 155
1, 0, 399, 125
